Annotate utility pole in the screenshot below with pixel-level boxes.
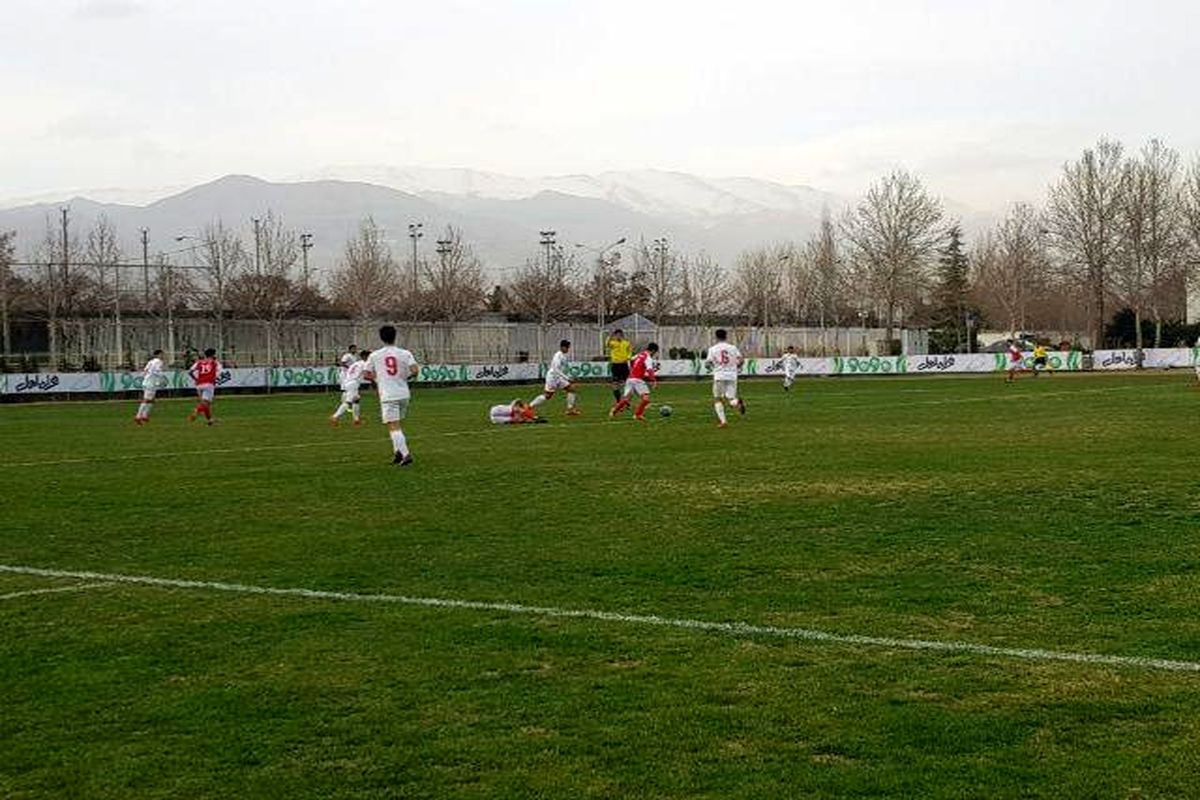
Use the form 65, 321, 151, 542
60, 208, 70, 317
252, 217, 262, 275
141, 228, 150, 307
300, 232, 314, 288
407, 222, 423, 297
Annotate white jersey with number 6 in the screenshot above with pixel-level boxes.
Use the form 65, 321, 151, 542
706, 342, 742, 380
367, 346, 417, 401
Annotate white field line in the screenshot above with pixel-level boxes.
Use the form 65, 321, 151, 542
1, 564, 1197, 674
0, 581, 111, 601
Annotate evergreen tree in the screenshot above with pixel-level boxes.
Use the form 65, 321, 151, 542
929, 225, 975, 353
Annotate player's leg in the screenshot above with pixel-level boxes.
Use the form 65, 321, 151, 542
331, 390, 350, 424
712, 382, 728, 426
633, 386, 651, 420
351, 393, 362, 425
731, 382, 746, 415
565, 382, 580, 416
610, 390, 630, 416
382, 401, 413, 465
530, 388, 553, 409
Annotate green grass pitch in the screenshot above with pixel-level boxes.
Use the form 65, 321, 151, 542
2, 373, 1200, 798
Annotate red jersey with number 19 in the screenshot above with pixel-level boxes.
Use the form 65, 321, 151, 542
366, 346, 417, 401
190, 357, 221, 387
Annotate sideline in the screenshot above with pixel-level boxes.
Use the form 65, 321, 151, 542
2, 564, 1197, 674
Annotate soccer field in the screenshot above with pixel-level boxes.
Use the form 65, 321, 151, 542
2, 373, 1199, 798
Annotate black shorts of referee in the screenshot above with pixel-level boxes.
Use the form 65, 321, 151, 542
611, 361, 630, 382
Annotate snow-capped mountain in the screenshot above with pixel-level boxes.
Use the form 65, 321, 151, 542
294, 166, 839, 222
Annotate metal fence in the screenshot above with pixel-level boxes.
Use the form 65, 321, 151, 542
0, 316, 927, 371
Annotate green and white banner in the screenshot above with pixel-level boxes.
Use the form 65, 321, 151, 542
0, 346, 1175, 397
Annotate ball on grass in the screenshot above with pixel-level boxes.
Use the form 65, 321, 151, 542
659, 405, 673, 418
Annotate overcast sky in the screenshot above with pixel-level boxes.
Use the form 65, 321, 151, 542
4, 0, 1199, 209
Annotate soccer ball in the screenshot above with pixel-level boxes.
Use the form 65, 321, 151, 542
659, 405, 673, 418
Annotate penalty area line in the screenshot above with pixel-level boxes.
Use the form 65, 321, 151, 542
1, 564, 1198, 674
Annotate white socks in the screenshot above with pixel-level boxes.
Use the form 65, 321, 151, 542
566, 392, 577, 409
714, 402, 727, 424
530, 395, 547, 408
351, 402, 360, 422
390, 430, 409, 456
137, 403, 151, 418
333, 402, 349, 419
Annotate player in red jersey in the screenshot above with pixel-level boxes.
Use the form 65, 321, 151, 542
609, 342, 659, 421
187, 347, 222, 424
1004, 339, 1024, 383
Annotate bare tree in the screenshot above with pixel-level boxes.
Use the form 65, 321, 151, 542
782, 244, 815, 324
841, 169, 944, 344
196, 221, 248, 354
1046, 138, 1125, 349
329, 217, 401, 321
29, 212, 87, 367
420, 226, 485, 322
0, 231, 13, 356
678, 252, 730, 329
733, 245, 788, 328
971, 204, 1047, 336
632, 238, 681, 321
1114, 140, 1188, 349
85, 215, 123, 362
1185, 159, 1200, 320
506, 244, 580, 355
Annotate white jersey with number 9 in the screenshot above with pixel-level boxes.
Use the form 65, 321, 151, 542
367, 345, 417, 401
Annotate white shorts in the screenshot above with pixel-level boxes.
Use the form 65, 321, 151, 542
623, 378, 650, 397
783, 371, 796, 383
341, 387, 360, 404
142, 387, 158, 402
489, 409, 515, 424
197, 385, 215, 402
380, 398, 410, 424
544, 374, 572, 393
712, 379, 738, 401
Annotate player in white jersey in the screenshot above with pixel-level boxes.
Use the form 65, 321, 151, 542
530, 339, 580, 416
338, 344, 358, 382
330, 349, 369, 426
780, 345, 800, 392
704, 329, 745, 427
134, 349, 166, 425
488, 399, 546, 425
363, 325, 419, 466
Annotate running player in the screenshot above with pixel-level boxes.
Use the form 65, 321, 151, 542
134, 349, 165, 425
363, 325, 419, 466
337, 344, 358, 383
780, 344, 800, 392
1031, 342, 1049, 377
187, 348, 221, 424
530, 339, 580, 416
330, 349, 370, 426
488, 399, 546, 424
705, 329, 745, 427
606, 328, 633, 402
1005, 339, 1023, 383
609, 342, 658, 420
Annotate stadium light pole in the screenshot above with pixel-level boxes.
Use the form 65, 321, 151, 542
575, 236, 626, 332
407, 223, 423, 298
299, 233, 314, 289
